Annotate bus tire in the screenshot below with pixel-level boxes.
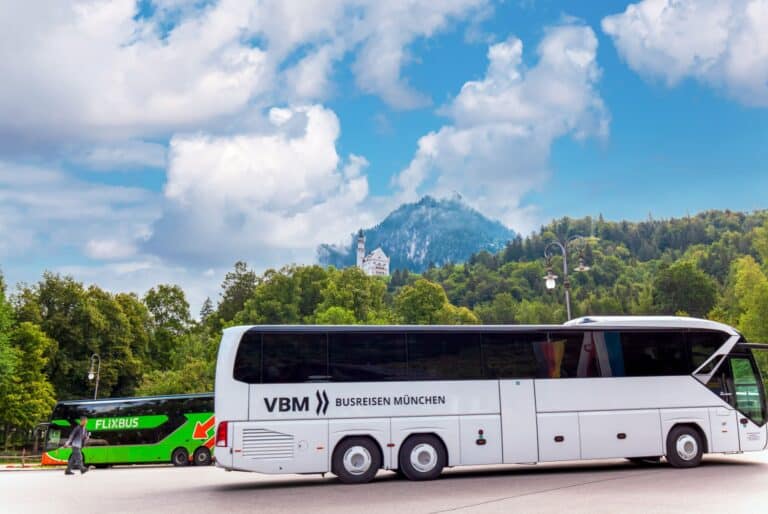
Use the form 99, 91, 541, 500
193, 447, 212, 466
331, 437, 381, 484
666, 426, 703, 468
171, 447, 189, 467
398, 435, 446, 481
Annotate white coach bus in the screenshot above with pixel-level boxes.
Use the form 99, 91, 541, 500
213, 317, 767, 483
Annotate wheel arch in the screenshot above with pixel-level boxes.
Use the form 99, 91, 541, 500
666, 422, 709, 454
397, 432, 449, 468
332, 435, 385, 468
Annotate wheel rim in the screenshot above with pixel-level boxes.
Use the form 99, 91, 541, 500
675, 434, 698, 461
342, 446, 372, 476
410, 443, 438, 473
175, 451, 186, 464
196, 451, 208, 463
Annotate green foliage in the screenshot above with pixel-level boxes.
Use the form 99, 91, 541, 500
0, 323, 57, 430
315, 306, 358, 325
394, 279, 478, 324
652, 261, 717, 317
216, 261, 258, 324
136, 330, 216, 395
316, 267, 389, 323
144, 284, 192, 369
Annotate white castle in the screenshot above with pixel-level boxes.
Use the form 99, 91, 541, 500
356, 230, 390, 277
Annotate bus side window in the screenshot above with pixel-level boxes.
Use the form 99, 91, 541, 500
329, 332, 406, 382
407, 332, 482, 380
620, 332, 688, 376
262, 333, 327, 383
688, 331, 727, 371
482, 332, 540, 379
233, 331, 262, 383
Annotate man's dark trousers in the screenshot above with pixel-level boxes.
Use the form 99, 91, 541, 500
66, 447, 87, 474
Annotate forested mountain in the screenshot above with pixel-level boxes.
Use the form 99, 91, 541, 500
317, 195, 514, 272
3, 208, 768, 449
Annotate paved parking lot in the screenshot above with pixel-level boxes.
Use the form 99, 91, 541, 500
3, 453, 768, 513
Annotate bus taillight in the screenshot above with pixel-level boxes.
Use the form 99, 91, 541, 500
216, 421, 228, 447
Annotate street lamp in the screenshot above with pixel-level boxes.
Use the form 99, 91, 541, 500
543, 235, 590, 320
88, 354, 101, 400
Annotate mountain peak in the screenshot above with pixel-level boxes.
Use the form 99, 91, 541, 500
317, 195, 514, 273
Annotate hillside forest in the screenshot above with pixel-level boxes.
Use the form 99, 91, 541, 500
2, 209, 768, 449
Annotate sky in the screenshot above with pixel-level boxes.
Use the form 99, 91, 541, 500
0, 0, 767, 311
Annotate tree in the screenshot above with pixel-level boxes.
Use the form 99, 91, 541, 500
199, 297, 214, 321
217, 261, 258, 323
315, 306, 357, 324
235, 268, 301, 324
0, 323, 56, 435
394, 279, 477, 324
732, 256, 768, 342
316, 267, 388, 323
753, 220, 768, 265
16, 273, 101, 399
143, 284, 192, 370
137, 331, 215, 395
473, 293, 516, 324
652, 261, 717, 317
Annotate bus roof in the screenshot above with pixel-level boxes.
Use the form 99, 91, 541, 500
224, 316, 738, 336
54, 392, 213, 406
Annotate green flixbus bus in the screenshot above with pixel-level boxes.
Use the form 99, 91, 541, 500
41, 393, 215, 467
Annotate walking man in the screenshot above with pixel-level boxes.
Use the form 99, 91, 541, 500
63, 415, 89, 475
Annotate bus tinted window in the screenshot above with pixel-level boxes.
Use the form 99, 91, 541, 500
536, 332, 600, 378
618, 331, 689, 376
482, 332, 540, 379
688, 331, 727, 369
233, 331, 261, 383
407, 333, 482, 380
329, 332, 406, 381
263, 333, 327, 383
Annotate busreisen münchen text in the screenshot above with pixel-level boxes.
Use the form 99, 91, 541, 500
335, 395, 446, 407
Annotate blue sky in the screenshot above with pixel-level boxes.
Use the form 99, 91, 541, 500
0, 0, 766, 308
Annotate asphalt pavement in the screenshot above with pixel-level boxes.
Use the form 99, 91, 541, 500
3, 452, 768, 513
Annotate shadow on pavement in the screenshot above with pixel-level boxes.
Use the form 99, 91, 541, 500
209, 455, 764, 493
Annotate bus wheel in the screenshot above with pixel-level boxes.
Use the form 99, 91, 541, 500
666, 426, 703, 468
193, 447, 212, 466
171, 447, 189, 467
398, 435, 446, 481
332, 437, 381, 484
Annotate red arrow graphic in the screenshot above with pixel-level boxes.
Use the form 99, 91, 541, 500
193, 416, 215, 440
204, 436, 215, 449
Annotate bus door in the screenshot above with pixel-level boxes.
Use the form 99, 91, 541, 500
728, 356, 768, 451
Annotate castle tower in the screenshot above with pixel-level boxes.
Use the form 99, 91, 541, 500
356, 229, 365, 269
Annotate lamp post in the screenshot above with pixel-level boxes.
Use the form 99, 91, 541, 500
543, 235, 590, 320
88, 354, 101, 400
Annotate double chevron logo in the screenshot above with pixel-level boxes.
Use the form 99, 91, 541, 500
315, 390, 329, 415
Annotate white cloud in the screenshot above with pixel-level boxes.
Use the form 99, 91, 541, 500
0, 161, 157, 260
350, 1, 488, 109
77, 140, 167, 170
84, 239, 138, 260
395, 24, 608, 230
602, 0, 768, 107
0, 0, 488, 151
144, 105, 379, 267
0, 0, 270, 145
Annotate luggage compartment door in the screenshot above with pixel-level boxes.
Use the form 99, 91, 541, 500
499, 380, 538, 463
232, 420, 328, 474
